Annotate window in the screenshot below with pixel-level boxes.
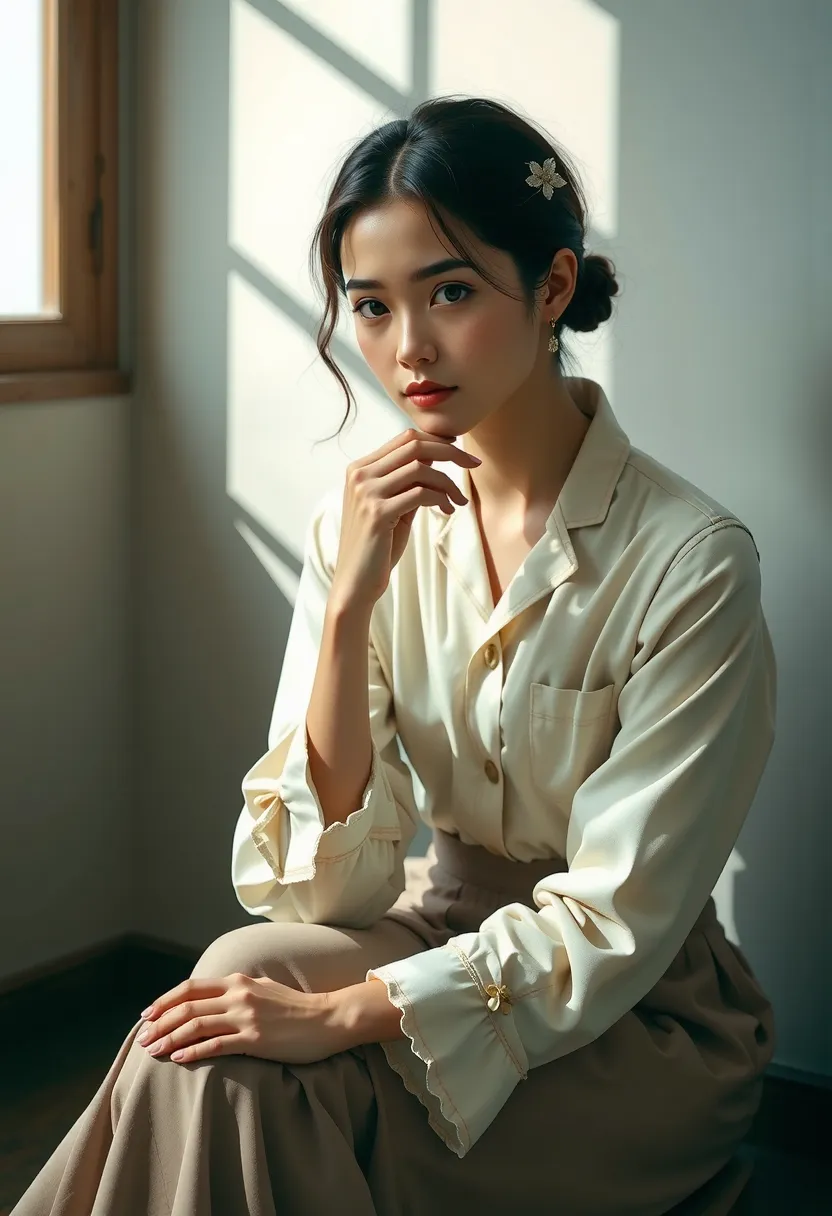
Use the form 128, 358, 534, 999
0, 0, 128, 404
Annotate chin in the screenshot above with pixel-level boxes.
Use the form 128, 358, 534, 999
409, 412, 461, 439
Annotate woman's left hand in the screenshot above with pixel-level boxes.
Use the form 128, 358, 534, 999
136, 972, 346, 1066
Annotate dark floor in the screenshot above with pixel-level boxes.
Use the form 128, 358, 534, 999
1, 999, 829, 1214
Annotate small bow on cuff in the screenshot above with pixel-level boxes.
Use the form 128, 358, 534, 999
485, 983, 513, 1014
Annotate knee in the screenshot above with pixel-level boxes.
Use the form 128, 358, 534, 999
190, 924, 297, 987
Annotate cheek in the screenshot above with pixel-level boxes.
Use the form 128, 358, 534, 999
354, 327, 377, 364
453, 311, 534, 387
466, 299, 535, 352
355, 327, 398, 387
453, 312, 503, 361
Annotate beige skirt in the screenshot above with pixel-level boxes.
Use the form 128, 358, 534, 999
12, 829, 775, 1216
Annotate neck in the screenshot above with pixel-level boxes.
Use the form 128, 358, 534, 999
463, 365, 591, 512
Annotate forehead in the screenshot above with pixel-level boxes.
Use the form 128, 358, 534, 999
340, 198, 505, 284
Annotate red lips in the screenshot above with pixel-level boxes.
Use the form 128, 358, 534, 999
404, 380, 454, 395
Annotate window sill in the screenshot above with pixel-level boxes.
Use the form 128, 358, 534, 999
0, 368, 132, 406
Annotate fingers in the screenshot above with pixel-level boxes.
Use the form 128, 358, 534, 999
353, 430, 481, 477
336, 428, 480, 604
166, 1034, 244, 1064
349, 428, 451, 469
383, 483, 460, 518
140, 974, 237, 1022
138, 994, 229, 1045
140, 1012, 241, 1064
376, 459, 469, 508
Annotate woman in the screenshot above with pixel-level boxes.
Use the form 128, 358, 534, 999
14, 95, 776, 1216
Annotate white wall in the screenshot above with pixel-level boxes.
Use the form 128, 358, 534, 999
603, 0, 831, 1079
0, 0, 136, 986
87, 0, 829, 1082
0, 396, 132, 981
130, 0, 288, 948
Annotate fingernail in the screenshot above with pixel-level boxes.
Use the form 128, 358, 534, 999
141, 1006, 154, 1019
469, 456, 482, 464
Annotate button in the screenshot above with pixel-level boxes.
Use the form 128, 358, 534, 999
483, 643, 499, 669
484, 759, 500, 784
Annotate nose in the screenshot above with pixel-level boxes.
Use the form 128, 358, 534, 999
396, 315, 436, 369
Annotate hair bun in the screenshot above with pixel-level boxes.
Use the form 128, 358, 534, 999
561, 253, 619, 333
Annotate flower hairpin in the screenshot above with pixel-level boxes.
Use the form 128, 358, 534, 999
525, 157, 566, 199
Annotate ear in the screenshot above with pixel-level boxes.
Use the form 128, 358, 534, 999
539, 248, 578, 317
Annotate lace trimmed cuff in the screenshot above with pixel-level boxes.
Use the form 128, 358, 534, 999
367, 938, 528, 1157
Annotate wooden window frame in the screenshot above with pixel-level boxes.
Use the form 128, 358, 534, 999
0, 0, 129, 405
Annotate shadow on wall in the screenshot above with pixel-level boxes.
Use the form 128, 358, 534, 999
225, 0, 619, 597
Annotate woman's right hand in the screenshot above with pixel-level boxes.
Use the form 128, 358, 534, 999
330, 428, 481, 613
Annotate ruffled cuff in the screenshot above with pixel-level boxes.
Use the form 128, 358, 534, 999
244, 726, 391, 883
367, 936, 528, 1157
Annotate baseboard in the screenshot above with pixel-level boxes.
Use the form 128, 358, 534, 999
0, 935, 827, 1163
763, 1059, 831, 1090
751, 1065, 828, 1162
0, 933, 200, 1038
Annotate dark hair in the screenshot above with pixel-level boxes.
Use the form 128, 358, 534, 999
309, 95, 619, 434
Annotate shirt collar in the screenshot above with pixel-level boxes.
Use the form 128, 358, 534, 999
427, 380, 631, 632
556, 378, 630, 529
430, 378, 630, 534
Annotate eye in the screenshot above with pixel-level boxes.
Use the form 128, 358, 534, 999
350, 282, 475, 320
351, 298, 389, 319
433, 282, 474, 306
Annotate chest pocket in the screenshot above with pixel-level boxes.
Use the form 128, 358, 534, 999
529, 683, 617, 809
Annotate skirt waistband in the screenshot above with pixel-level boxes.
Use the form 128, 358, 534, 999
431, 828, 720, 933
432, 828, 568, 908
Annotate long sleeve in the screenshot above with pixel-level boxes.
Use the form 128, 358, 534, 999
231, 489, 422, 928
368, 522, 777, 1156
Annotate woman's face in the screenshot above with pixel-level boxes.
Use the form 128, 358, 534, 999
340, 199, 556, 439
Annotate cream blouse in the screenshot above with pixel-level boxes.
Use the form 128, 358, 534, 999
231, 378, 776, 1157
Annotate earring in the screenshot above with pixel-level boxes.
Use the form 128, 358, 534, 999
548, 318, 559, 354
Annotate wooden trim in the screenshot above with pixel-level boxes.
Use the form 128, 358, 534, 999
95, 0, 119, 365
0, 934, 828, 1163
42, 0, 60, 314
60, 0, 96, 349
0, 0, 121, 377
0, 367, 130, 404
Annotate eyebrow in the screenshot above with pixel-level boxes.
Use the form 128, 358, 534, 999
344, 257, 476, 293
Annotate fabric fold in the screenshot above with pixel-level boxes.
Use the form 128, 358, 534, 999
244, 726, 393, 884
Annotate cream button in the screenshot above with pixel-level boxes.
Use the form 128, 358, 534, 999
484, 759, 500, 784
483, 643, 499, 669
